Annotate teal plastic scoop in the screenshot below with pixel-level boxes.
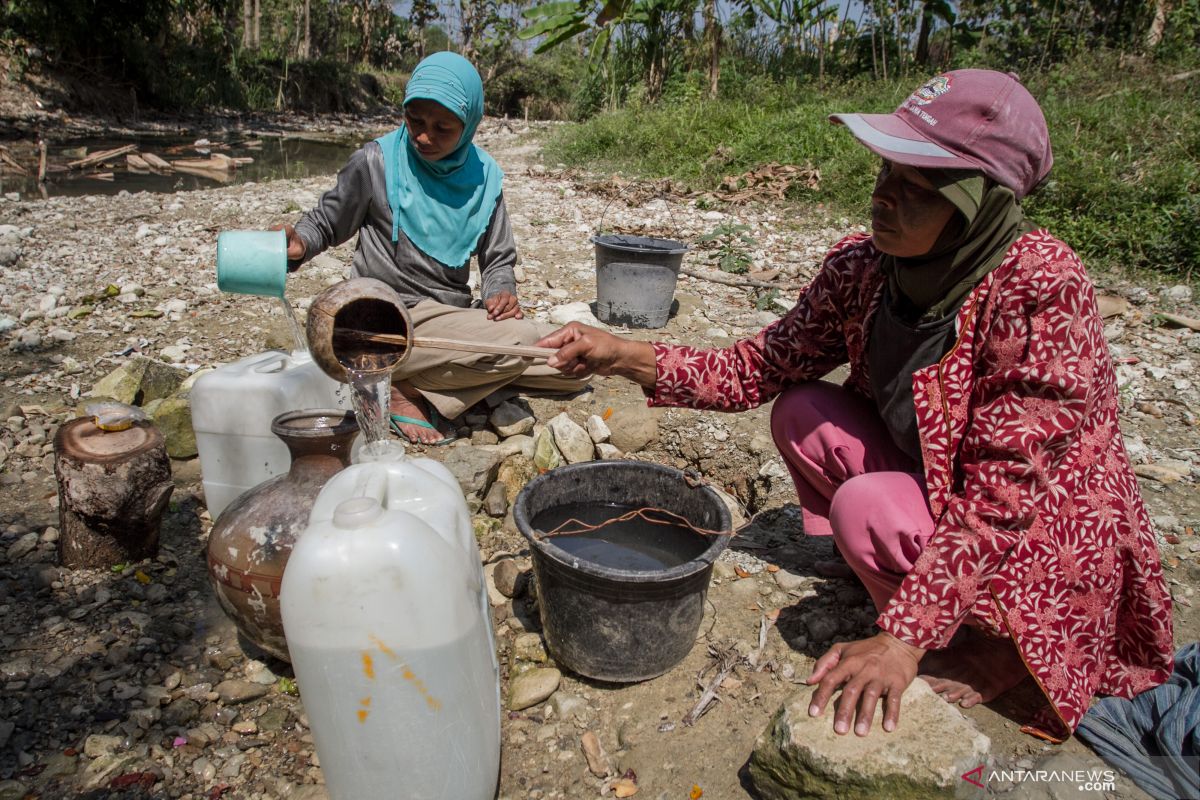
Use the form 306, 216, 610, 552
216, 229, 288, 298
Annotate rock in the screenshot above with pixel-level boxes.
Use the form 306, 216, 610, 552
149, 394, 196, 458
512, 632, 549, 664
508, 667, 561, 710
83, 733, 123, 758
483, 562, 510, 607
493, 434, 535, 459
581, 730, 612, 777
0, 246, 19, 267
159, 345, 188, 363
748, 680, 990, 799
586, 415, 611, 443
1133, 462, 1188, 484
497, 455, 537, 505
548, 692, 589, 721
490, 400, 536, 437
533, 427, 562, 472
0, 720, 12, 749
595, 443, 623, 459
442, 447, 503, 497
5, 532, 38, 562
547, 413, 593, 463
548, 302, 603, 327
163, 697, 200, 727
1096, 294, 1130, 318
607, 405, 659, 454
140, 359, 187, 403
493, 558, 523, 597
0, 781, 27, 800
470, 429, 499, 446
40, 752, 77, 780
707, 483, 747, 528
484, 481, 509, 517
214, 679, 271, 705
89, 361, 147, 404
773, 569, 806, 593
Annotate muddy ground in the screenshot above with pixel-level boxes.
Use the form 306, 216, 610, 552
0, 105, 1197, 800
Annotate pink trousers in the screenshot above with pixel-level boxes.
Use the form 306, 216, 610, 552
770, 382, 936, 611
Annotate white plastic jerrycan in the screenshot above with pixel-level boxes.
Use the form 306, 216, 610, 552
191, 350, 347, 519
280, 445, 500, 800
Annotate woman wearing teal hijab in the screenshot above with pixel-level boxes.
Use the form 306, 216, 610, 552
277, 52, 585, 444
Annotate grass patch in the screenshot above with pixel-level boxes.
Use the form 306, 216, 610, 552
546, 52, 1199, 279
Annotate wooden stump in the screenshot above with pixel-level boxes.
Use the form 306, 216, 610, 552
53, 418, 174, 569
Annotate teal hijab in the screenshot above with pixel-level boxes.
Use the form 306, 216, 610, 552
376, 52, 503, 268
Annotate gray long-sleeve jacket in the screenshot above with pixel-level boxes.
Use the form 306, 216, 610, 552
293, 140, 517, 309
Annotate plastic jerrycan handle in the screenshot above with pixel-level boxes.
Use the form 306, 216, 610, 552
332, 496, 384, 529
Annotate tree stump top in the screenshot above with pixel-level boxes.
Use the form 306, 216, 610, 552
55, 417, 165, 463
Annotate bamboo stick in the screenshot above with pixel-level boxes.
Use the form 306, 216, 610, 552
335, 329, 557, 360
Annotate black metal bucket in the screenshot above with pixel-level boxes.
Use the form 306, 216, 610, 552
514, 461, 731, 682
592, 234, 688, 329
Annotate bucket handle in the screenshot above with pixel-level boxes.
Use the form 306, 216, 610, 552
594, 178, 686, 244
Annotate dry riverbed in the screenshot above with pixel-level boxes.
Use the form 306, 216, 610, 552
0, 118, 1197, 800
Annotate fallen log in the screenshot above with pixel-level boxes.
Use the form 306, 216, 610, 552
54, 417, 174, 569
171, 157, 235, 171
68, 144, 137, 170
0, 146, 28, 175
126, 153, 151, 171
170, 161, 234, 183
680, 267, 803, 291
141, 152, 173, 171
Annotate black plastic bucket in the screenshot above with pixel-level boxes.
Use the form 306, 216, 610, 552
514, 461, 731, 682
592, 234, 688, 329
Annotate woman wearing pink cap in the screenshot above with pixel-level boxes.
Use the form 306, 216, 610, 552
537, 69, 1173, 741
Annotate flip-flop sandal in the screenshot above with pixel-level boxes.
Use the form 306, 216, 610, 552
389, 409, 459, 446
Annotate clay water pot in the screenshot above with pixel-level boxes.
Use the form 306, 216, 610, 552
206, 409, 358, 662
306, 277, 413, 384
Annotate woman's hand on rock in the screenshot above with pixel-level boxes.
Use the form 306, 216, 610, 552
485, 290, 523, 321
270, 223, 306, 262
805, 632, 925, 736
535, 323, 656, 388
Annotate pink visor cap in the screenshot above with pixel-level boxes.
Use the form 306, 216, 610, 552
831, 69, 1053, 199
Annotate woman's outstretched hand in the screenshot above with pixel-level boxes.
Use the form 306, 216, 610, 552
269, 223, 306, 262
485, 290, 524, 321
535, 323, 657, 388
806, 632, 925, 736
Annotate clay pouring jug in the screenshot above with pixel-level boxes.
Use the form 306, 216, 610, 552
206, 408, 358, 661
306, 277, 413, 383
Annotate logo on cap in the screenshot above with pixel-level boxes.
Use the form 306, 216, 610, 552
910, 75, 951, 106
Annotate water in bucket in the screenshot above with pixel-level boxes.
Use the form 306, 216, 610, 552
532, 502, 710, 571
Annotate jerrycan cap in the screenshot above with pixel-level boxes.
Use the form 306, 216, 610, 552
333, 497, 385, 529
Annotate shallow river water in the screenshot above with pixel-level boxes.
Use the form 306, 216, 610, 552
0, 132, 359, 199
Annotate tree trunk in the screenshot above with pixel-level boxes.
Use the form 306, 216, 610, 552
252, 0, 261, 49
702, 0, 721, 98
1146, 0, 1172, 49
54, 419, 174, 570
243, 0, 253, 48
915, 4, 932, 65
301, 0, 311, 58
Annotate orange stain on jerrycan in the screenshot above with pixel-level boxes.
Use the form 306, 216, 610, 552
361, 652, 375, 679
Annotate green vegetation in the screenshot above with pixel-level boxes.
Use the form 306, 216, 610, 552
546, 52, 1200, 277
1, 0, 1196, 276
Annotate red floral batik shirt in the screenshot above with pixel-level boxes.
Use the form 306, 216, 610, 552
649, 231, 1174, 740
